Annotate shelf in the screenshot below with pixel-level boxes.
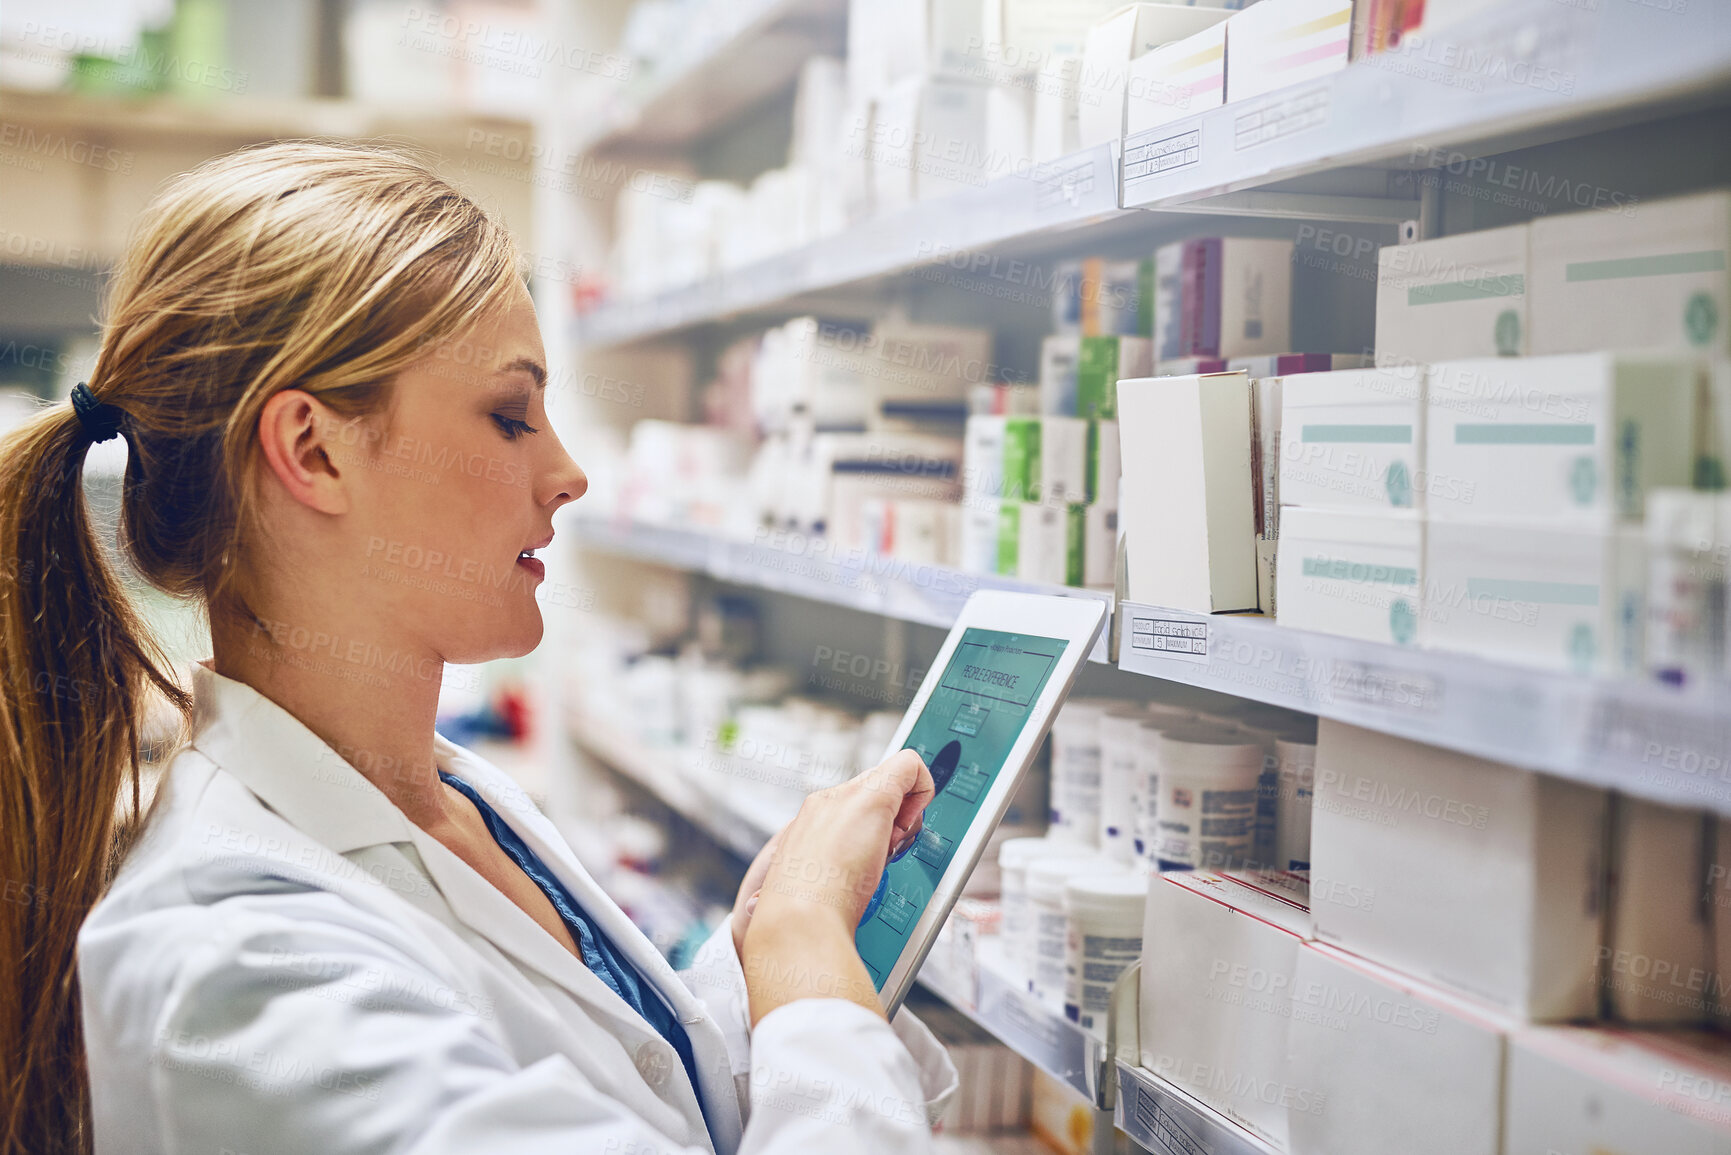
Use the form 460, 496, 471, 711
1122, 0, 1731, 212
570, 0, 846, 156
1116, 1063, 1278, 1155
0, 87, 528, 144
572, 513, 1114, 662
575, 141, 1129, 348
1117, 602, 1731, 816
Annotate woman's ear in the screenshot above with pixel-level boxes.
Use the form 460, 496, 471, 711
256, 390, 351, 515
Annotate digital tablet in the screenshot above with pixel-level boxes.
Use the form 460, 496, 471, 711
854, 590, 1109, 1016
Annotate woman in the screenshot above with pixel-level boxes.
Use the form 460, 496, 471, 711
0, 142, 952, 1155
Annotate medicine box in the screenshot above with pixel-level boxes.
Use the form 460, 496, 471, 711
1154, 237, 1294, 361
961, 496, 1004, 574
1421, 519, 1645, 677
1124, 21, 1226, 135
1076, 335, 1152, 419
1276, 508, 1423, 646
1117, 372, 1258, 612
1529, 189, 1731, 356
1425, 353, 1696, 527
1504, 1027, 1731, 1155
1077, 4, 1232, 147
1604, 798, 1715, 1025
1288, 942, 1511, 1155
1278, 366, 1426, 512
1375, 224, 1530, 368
1224, 0, 1353, 104
1010, 502, 1074, 585
1140, 870, 1312, 1149
1077, 258, 1151, 338
1040, 333, 1080, 412
1310, 720, 1607, 1021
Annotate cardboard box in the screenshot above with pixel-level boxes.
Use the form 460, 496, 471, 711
1251, 375, 1283, 539
1375, 225, 1530, 368
1125, 21, 1226, 135
1529, 190, 1731, 356
811, 432, 963, 546
1140, 870, 1314, 1149
1078, 258, 1151, 338
1278, 366, 1426, 512
1310, 720, 1607, 1021
1225, 0, 1353, 104
1088, 419, 1121, 508
1276, 508, 1423, 645
1118, 372, 1258, 612
1288, 942, 1512, 1155
1504, 1027, 1731, 1155
963, 414, 1040, 502
961, 496, 1003, 573
1154, 237, 1294, 361
1421, 518, 1646, 676
1604, 798, 1716, 1025
1040, 333, 1080, 412
1077, 3, 1232, 147
1077, 334, 1153, 419
1425, 353, 1696, 527
1155, 355, 1228, 376
1015, 502, 1073, 584
1083, 503, 1117, 588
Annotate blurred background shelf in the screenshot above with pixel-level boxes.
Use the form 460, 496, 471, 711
1121, 0, 1731, 214
567, 0, 846, 157
572, 513, 1115, 661
1116, 602, 1731, 817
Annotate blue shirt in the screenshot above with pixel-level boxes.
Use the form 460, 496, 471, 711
437, 770, 707, 1130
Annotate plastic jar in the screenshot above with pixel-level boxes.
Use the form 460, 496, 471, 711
1274, 735, 1318, 871
1026, 854, 1114, 1008
1151, 726, 1264, 870
999, 838, 1097, 987
1132, 708, 1191, 868
1048, 700, 1109, 846
1063, 871, 1148, 1038
1230, 723, 1282, 868
1097, 708, 1147, 864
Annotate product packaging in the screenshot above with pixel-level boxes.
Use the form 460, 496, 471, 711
1124, 21, 1226, 135
1278, 365, 1426, 512
1077, 3, 1232, 147
1224, 0, 1352, 103
1276, 508, 1424, 645
1374, 224, 1530, 368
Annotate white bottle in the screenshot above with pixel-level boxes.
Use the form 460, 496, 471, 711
1274, 735, 1318, 871
1151, 726, 1264, 870
999, 838, 1098, 988
1063, 871, 1147, 1037
1027, 854, 1114, 1009
1097, 707, 1147, 864
1132, 706, 1193, 868
1048, 700, 1110, 846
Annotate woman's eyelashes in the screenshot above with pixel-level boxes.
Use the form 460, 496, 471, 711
490, 412, 540, 440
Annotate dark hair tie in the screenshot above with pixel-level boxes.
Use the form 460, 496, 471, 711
70, 382, 124, 444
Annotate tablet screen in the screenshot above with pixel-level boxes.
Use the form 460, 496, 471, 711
856, 626, 1066, 988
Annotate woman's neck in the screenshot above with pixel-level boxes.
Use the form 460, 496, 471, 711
209, 606, 452, 829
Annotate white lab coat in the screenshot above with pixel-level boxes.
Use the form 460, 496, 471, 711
78, 664, 956, 1154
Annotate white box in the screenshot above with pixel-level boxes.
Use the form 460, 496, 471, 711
1278, 366, 1426, 512
1504, 1027, 1731, 1155
1077, 258, 1150, 338
1038, 415, 1089, 505
1077, 4, 1231, 147
1083, 504, 1116, 588
1077, 334, 1153, 419
1529, 189, 1731, 356
1140, 870, 1314, 1149
960, 495, 1003, 573
884, 499, 962, 567
1125, 21, 1226, 135
1030, 53, 1082, 162
1289, 942, 1511, 1155
1088, 419, 1121, 509
1276, 509, 1423, 646
870, 78, 920, 213
1422, 519, 1645, 676
989, 0, 1127, 69
1311, 720, 1607, 1020
1375, 224, 1530, 368
914, 78, 995, 200
1039, 333, 1080, 414
1015, 502, 1071, 584
1153, 237, 1294, 361
1224, 0, 1352, 103
1604, 798, 1715, 1025
1118, 372, 1258, 612
1426, 353, 1697, 527
985, 80, 1032, 167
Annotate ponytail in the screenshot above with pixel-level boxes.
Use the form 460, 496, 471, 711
0, 398, 188, 1153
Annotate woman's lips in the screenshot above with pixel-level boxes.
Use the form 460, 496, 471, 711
515, 555, 545, 580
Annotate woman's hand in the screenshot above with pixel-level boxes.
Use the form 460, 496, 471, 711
740, 748, 934, 1026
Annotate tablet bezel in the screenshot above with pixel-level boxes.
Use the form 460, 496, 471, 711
869, 589, 1109, 1017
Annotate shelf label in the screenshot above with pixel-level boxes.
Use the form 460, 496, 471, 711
1035, 155, 1099, 212
1124, 128, 1201, 182
1128, 613, 1210, 663
1234, 85, 1331, 151
1321, 660, 1440, 715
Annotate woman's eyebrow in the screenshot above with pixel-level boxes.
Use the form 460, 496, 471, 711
498, 357, 547, 389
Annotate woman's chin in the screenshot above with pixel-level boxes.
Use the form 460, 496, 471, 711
445, 610, 544, 666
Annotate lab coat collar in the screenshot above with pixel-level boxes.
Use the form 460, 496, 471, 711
186, 663, 743, 1154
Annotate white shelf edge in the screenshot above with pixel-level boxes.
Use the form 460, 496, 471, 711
1116, 1062, 1279, 1155
572, 514, 1115, 662
1122, 0, 1731, 212
575, 142, 1127, 348
1117, 602, 1731, 816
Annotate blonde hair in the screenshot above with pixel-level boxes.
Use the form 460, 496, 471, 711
0, 140, 523, 1153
